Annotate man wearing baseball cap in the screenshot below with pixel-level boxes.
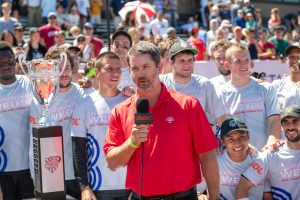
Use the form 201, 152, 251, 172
272, 42, 300, 109
83, 22, 104, 56
160, 41, 226, 129
237, 105, 300, 199
38, 12, 61, 49
198, 118, 270, 199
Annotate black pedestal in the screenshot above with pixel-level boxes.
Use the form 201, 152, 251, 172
32, 126, 66, 200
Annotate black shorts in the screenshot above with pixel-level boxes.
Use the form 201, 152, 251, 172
0, 169, 34, 200
94, 189, 131, 200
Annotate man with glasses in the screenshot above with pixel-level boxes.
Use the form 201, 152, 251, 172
13, 22, 25, 47
236, 105, 300, 199
39, 12, 61, 50
49, 31, 70, 50
272, 42, 300, 110
83, 22, 104, 56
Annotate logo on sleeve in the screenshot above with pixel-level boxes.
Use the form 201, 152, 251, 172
251, 162, 263, 174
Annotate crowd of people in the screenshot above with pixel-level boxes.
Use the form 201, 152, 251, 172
0, 0, 300, 200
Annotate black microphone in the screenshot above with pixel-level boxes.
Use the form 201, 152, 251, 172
134, 98, 153, 124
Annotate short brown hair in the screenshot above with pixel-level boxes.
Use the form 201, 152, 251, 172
45, 48, 74, 69
157, 38, 178, 57
211, 39, 232, 54
95, 51, 121, 70
225, 44, 249, 63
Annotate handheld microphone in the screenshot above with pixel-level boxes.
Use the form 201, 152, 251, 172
134, 98, 152, 124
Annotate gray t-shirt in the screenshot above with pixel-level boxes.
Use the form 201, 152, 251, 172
160, 73, 225, 124
198, 150, 265, 199
29, 83, 84, 181
71, 91, 128, 191
219, 79, 280, 150
284, 87, 300, 108
242, 145, 300, 199
0, 75, 32, 172
118, 67, 135, 90
210, 75, 230, 94
272, 78, 297, 110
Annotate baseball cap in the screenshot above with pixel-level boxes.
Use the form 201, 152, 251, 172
285, 42, 300, 56
281, 105, 300, 122
84, 22, 93, 29
76, 34, 85, 40
13, 22, 23, 29
166, 27, 176, 35
67, 45, 81, 52
220, 118, 248, 138
169, 41, 198, 60
48, 12, 57, 18
244, 0, 250, 3
29, 27, 39, 35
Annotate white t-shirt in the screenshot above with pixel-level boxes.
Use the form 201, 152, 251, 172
149, 18, 169, 37
29, 83, 85, 180
210, 74, 230, 94
160, 73, 225, 124
71, 91, 128, 191
118, 67, 135, 90
198, 150, 265, 199
219, 79, 280, 150
0, 75, 32, 172
242, 145, 300, 199
76, 0, 90, 17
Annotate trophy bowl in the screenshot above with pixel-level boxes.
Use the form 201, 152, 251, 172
18, 53, 67, 127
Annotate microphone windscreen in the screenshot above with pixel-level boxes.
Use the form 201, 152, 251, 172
136, 98, 149, 113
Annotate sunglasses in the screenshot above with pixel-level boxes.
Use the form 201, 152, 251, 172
49, 16, 56, 20
78, 38, 85, 42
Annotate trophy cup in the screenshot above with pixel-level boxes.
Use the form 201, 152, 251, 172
19, 53, 67, 200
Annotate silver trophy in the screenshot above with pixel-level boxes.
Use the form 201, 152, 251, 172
18, 53, 67, 127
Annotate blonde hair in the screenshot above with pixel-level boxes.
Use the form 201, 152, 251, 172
271, 8, 279, 15
1, 2, 12, 8
225, 44, 249, 63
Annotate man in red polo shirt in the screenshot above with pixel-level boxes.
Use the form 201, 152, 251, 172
103, 41, 220, 199
83, 22, 104, 56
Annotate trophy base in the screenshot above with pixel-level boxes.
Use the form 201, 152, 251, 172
33, 126, 66, 200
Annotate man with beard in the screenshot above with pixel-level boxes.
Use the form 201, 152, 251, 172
0, 41, 34, 199
160, 41, 226, 127
104, 41, 220, 200
28, 48, 83, 198
210, 39, 232, 91
236, 105, 300, 199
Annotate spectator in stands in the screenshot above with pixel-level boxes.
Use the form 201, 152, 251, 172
204, 0, 214, 29
268, 25, 289, 57
210, 5, 221, 23
230, 26, 246, 46
149, 11, 169, 37
187, 27, 207, 61
233, 9, 246, 28
244, 28, 261, 60
231, 0, 243, 20
109, 0, 128, 27
56, 4, 70, 30
76, 0, 90, 28
219, 19, 232, 39
76, 34, 95, 62
90, 0, 103, 25
49, 30, 70, 50
70, 25, 80, 38
181, 16, 199, 33
257, 29, 276, 60
23, 28, 47, 61
153, 0, 164, 13
13, 22, 25, 47
165, 27, 178, 40
0, 2, 18, 35
268, 8, 281, 32
208, 29, 226, 58
223, 0, 232, 20
68, 6, 80, 27
117, 11, 135, 31
242, 0, 255, 15
27, 0, 41, 27
254, 8, 263, 31
67, 45, 82, 83
206, 19, 218, 51
39, 12, 61, 50
136, 14, 150, 37
41, 0, 57, 24
0, 30, 17, 48
83, 22, 104, 56
163, 0, 178, 28
291, 29, 299, 44
245, 13, 256, 30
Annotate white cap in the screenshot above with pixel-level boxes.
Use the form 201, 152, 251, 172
244, 0, 250, 3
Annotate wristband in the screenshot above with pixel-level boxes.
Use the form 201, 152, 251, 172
129, 137, 139, 149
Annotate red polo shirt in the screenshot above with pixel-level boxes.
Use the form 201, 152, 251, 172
103, 83, 218, 196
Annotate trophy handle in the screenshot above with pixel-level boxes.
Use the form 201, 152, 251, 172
18, 54, 30, 78
59, 52, 67, 76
